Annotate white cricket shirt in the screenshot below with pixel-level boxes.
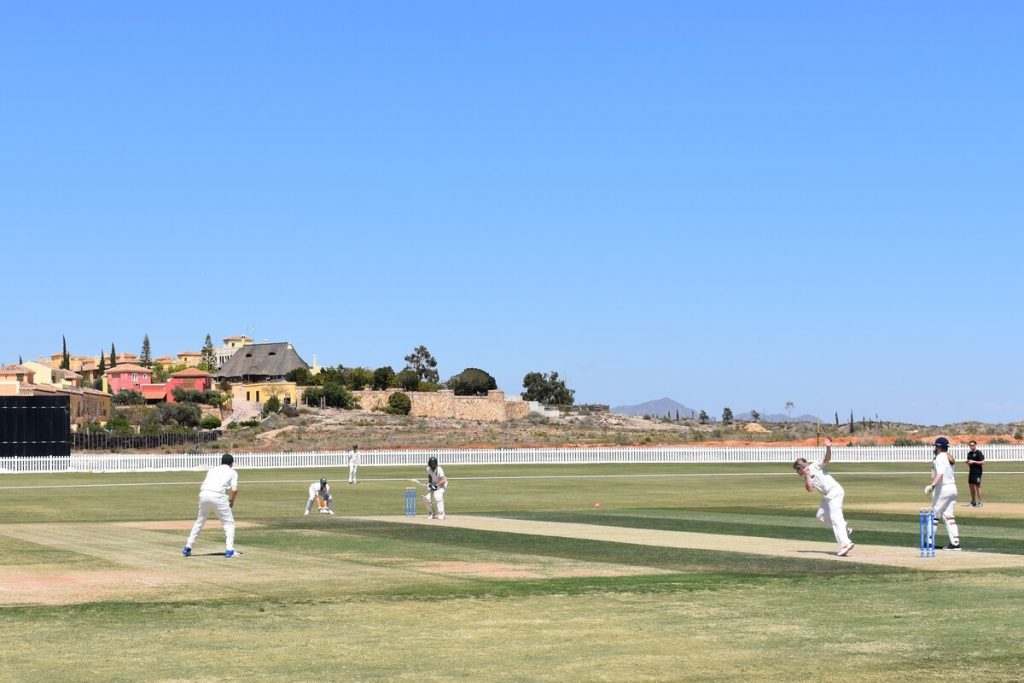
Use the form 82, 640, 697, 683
932, 454, 955, 486
309, 482, 330, 497
200, 464, 239, 495
427, 465, 446, 489
807, 460, 842, 498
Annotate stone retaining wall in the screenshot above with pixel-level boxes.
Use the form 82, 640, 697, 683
354, 389, 530, 422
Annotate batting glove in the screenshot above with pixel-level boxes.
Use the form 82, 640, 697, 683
924, 484, 934, 495
428, 483, 437, 491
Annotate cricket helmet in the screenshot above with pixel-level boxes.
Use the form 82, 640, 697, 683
221, 453, 234, 465
934, 437, 950, 448
427, 456, 438, 468
320, 477, 328, 485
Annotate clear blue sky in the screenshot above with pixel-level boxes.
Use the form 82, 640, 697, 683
3, 3, 1022, 425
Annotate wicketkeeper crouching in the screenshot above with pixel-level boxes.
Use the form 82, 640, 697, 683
305, 478, 334, 515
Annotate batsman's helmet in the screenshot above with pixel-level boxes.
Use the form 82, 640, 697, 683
320, 477, 328, 485
934, 437, 950, 449
221, 453, 234, 465
428, 456, 438, 468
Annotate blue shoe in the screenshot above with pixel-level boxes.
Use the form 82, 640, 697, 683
225, 549, 235, 558
182, 546, 191, 557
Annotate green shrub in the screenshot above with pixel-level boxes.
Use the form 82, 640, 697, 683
285, 368, 314, 385
105, 410, 135, 435
989, 437, 1011, 445
262, 395, 282, 417
447, 368, 497, 396
893, 438, 927, 447
372, 366, 397, 390
200, 415, 222, 429
172, 388, 227, 405
395, 369, 420, 391
343, 367, 374, 391
302, 383, 358, 409
112, 389, 145, 405
385, 391, 412, 415
156, 402, 202, 427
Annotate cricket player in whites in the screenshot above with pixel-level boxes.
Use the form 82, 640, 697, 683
793, 437, 854, 556
183, 453, 239, 558
304, 478, 334, 515
348, 444, 360, 484
925, 437, 961, 550
424, 456, 447, 520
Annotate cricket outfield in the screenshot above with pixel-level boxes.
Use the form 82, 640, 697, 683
1, 462, 1022, 682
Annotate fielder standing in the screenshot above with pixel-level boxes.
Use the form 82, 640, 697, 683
966, 440, 985, 507
348, 444, 360, 484
305, 477, 334, 515
183, 453, 239, 558
925, 436, 961, 550
424, 456, 447, 520
792, 437, 854, 556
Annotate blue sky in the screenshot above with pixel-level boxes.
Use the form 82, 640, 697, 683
2, 2, 1022, 425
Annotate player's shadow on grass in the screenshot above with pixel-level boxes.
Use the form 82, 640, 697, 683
794, 549, 843, 557
187, 552, 241, 558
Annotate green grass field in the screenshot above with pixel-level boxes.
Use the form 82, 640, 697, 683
1, 462, 1022, 682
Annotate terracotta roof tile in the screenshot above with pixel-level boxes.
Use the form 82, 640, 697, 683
104, 364, 152, 374
171, 368, 212, 378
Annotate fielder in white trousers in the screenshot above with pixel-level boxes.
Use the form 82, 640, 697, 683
184, 454, 239, 557
348, 445, 360, 484
425, 457, 447, 520
926, 439, 960, 549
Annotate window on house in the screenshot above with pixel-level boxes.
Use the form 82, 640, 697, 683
132, 373, 138, 381
246, 391, 251, 401
256, 391, 261, 402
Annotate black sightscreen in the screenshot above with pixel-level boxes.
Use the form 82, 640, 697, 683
0, 396, 71, 457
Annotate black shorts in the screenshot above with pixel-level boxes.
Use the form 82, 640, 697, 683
968, 471, 983, 486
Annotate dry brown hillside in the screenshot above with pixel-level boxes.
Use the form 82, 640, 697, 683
211, 406, 1024, 453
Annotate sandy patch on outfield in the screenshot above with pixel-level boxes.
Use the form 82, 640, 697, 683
0, 568, 187, 605
113, 520, 264, 531
848, 502, 1024, 518
420, 560, 670, 580
363, 515, 1024, 572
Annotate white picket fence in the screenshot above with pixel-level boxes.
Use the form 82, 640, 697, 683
1, 444, 1021, 474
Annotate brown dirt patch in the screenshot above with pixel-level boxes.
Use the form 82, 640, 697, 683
418, 560, 664, 580
0, 568, 186, 605
363, 515, 1024, 572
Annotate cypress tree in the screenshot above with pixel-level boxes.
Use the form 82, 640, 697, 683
61, 335, 70, 369
140, 334, 152, 368
200, 334, 217, 371
110, 343, 117, 368
99, 350, 106, 375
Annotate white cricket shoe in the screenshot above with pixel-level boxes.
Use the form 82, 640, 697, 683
837, 543, 854, 557
438, 514, 446, 520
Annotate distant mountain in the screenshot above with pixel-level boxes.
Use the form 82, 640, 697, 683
612, 398, 822, 423
612, 397, 701, 419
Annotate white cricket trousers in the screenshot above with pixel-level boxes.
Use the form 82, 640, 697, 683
187, 491, 235, 551
348, 461, 359, 483
425, 488, 446, 517
816, 492, 851, 549
931, 484, 959, 545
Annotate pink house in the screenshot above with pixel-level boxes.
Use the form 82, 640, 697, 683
165, 368, 212, 403
105, 364, 153, 394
